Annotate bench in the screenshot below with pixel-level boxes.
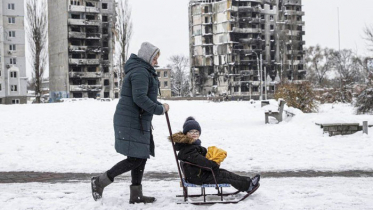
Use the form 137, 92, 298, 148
265, 100, 286, 124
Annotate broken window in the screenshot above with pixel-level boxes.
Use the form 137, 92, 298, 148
103, 41, 108, 47
164, 81, 168, 88
102, 54, 109, 60
71, 14, 80, 19
73, 93, 82, 98
86, 1, 94, 7
114, 72, 117, 78
104, 80, 109, 86
71, 27, 80, 32
103, 27, 108, 34
86, 15, 95, 20
71, 40, 81, 45
88, 92, 96, 98
157, 72, 160, 77
72, 79, 82, 85
115, 92, 119, 98
270, 25, 274, 30
103, 67, 109, 73
72, 53, 82, 59
115, 82, 118, 87
104, 92, 109, 98
87, 67, 96, 72
88, 80, 96, 85
87, 54, 96, 59
102, 16, 108, 22
102, 3, 108, 9
164, 71, 168, 78
72, 67, 82, 72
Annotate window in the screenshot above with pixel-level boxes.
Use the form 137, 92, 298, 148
103, 67, 109, 73
102, 16, 108, 22
10, 58, 17, 64
270, 25, 274, 30
104, 79, 109, 86
157, 72, 160, 77
8, 3, 15, 10
164, 71, 168, 78
270, 5, 273, 10
270, 15, 273, 20
104, 92, 109, 98
11, 85, 18, 92
164, 81, 168, 88
0, 83, 2, 91
10, 71, 17, 78
9, 31, 16, 37
9, 44, 16, 51
12, 99, 20, 104
71, 0, 80, 5
102, 3, 108, 9
8, 17, 15, 24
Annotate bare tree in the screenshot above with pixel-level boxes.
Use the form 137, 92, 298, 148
114, 0, 132, 91
26, 0, 48, 103
168, 55, 190, 97
363, 24, 373, 52
304, 45, 334, 87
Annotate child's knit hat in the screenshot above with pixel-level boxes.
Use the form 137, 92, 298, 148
183, 117, 201, 135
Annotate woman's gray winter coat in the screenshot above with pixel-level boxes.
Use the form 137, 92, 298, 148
113, 52, 163, 159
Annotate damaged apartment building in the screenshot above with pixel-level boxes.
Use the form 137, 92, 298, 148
48, 0, 116, 102
189, 0, 305, 99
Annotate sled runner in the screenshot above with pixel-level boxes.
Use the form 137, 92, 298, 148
165, 113, 260, 205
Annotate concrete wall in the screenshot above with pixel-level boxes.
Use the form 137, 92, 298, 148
48, 0, 69, 102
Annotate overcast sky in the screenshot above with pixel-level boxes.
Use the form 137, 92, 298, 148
128, 0, 373, 67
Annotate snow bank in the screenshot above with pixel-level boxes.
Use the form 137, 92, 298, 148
0, 100, 372, 173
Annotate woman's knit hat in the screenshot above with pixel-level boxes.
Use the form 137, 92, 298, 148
138, 42, 160, 65
183, 117, 201, 135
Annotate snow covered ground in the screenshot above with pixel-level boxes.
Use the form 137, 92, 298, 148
1, 178, 373, 210
0, 100, 372, 173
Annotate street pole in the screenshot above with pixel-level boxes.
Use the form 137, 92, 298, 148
259, 53, 263, 100
264, 66, 267, 100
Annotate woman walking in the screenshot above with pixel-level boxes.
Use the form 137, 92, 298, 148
91, 42, 169, 204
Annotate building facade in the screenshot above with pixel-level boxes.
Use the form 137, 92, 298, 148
0, 0, 27, 104
156, 68, 172, 98
189, 0, 305, 99
48, 0, 116, 102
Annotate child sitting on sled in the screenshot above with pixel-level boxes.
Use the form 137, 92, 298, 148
170, 116, 260, 193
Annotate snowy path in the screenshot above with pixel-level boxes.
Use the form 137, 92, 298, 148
1, 178, 373, 210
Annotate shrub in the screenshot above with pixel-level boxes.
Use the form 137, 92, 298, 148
275, 82, 318, 113
355, 87, 373, 114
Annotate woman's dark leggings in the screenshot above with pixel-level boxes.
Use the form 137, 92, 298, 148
106, 157, 147, 185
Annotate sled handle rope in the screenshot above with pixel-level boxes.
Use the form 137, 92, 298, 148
165, 112, 187, 195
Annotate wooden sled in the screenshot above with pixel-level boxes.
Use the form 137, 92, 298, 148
165, 113, 260, 205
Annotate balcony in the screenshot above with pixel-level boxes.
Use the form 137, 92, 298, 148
69, 58, 100, 65
283, 0, 302, 6
68, 5, 100, 13
86, 33, 101, 39
69, 72, 102, 78
68, 19, 100, 26
69, 45, 88, 52
240, 70, 255, 76
239, 38, 264, 44
238, 6, 261, 13
231, 27, 262, 33
284, 10, 305, 16
69, 32, 86, 39
70, 85, 102, 92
